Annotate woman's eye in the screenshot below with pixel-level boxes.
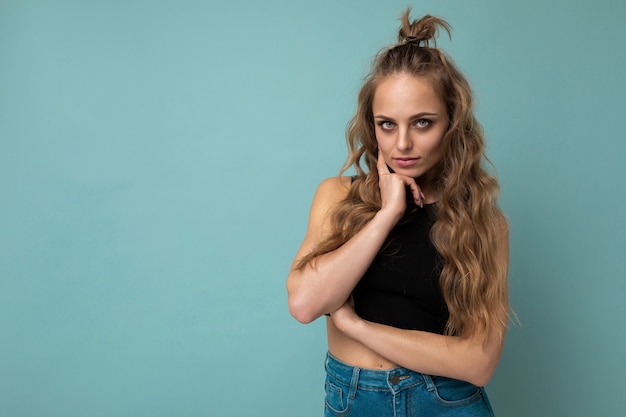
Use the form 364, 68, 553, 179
380, 121, 395, 130
416, 119, 431, 128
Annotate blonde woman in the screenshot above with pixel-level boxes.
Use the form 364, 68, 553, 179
287, 9, 510, 417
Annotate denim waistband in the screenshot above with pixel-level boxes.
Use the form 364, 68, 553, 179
325, 352, 436, 393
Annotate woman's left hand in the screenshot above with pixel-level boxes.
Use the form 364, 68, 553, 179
330, 299, 361, 335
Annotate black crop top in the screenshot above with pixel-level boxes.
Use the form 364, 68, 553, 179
352, 201, 449, 333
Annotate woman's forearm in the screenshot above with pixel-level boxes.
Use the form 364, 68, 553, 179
332, 305, 504, 387
287, 209, 399, 323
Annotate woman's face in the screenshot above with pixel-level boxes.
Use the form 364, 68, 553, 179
372, 73, 448, 185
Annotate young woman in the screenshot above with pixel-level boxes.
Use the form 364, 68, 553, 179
287, 9, 510, 417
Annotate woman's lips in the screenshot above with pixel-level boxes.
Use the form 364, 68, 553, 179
394, 157, 419, 168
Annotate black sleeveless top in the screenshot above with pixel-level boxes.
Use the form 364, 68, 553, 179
352, 201, 449, 333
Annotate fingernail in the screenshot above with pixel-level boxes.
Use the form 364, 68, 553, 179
420, 191, 425, 200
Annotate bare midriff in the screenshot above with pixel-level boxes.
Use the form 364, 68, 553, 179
326, 317, 399, 370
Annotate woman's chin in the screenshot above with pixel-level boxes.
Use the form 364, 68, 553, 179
393, 167, 422, 178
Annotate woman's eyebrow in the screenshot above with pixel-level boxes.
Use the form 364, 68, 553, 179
374, 112, 439, 120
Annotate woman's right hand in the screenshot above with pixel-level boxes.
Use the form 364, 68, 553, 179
376, 149, 424, 221
287, 151, 424, 323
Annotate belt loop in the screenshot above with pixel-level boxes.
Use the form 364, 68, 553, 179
422, 374, 436, 392
348, 366, 360, 400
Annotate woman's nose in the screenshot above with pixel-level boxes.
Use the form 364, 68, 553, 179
396, 128, 413, 151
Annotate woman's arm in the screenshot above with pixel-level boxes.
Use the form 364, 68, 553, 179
287, 151, 424, 324
331, 309, 505, 387
330, 227, 510, 387
286, 176, 400, 323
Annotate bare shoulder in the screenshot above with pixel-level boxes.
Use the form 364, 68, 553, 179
288, 176, 353, 270
313, 176, 352, 206
304, 176, 353, 241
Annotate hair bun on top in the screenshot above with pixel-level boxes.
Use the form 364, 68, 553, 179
398, 8, 451, 46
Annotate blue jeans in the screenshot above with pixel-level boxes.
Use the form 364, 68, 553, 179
324, 352, 495, 417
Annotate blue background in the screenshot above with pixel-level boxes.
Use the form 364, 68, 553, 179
1, 0, 625, 416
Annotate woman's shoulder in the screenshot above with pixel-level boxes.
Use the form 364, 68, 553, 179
316, 175, 353, 195
308, 176, 354, 217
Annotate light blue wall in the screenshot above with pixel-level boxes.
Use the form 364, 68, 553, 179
1, 1, 624, 416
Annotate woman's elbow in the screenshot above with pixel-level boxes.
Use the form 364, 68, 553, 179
288, 301, 318, 324
464, 331, 505, 387
468, 368, 495, 388
467, 355, 499, 387
287, 292, 318, 324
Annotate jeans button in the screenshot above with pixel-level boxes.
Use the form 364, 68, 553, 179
390, 375, 400, 384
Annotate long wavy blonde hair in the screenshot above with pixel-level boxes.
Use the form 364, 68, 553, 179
297, 9, 510, 340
